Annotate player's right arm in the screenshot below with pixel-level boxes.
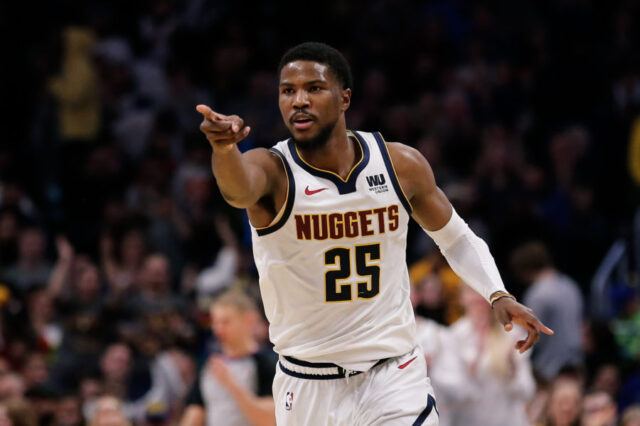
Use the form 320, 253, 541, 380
196, 104, 281, 209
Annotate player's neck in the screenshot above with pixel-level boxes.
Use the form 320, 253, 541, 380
297, 121, 359, 180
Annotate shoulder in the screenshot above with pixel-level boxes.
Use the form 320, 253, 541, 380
385, 141, 437, 200
244, 147, 287, 171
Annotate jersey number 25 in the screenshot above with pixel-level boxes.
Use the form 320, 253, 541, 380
324, 243, 380, 302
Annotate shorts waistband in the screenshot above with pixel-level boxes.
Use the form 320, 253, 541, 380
278, 356, 389, 380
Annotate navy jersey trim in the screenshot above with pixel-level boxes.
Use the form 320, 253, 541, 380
286, 130, 370, 195
279, 357, 389, 380
279, 362, 348, 380
412, 394, 437, 425
372, 132, 413, 214
255, 148, 295, 236
283, 356, 338, 369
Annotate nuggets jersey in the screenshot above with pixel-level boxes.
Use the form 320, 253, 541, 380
250, 130, 417, 371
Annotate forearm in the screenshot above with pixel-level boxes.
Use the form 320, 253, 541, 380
48, 260, 72, 298
210, 148, 264, 208
425, 209, 506, 302
225, 381, 275, 426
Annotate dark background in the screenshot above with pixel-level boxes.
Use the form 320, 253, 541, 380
0, 0, 639, 424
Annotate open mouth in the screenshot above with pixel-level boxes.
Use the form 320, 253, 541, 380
292, 114, 314, 130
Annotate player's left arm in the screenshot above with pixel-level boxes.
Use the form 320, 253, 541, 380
387, 142, 553, 353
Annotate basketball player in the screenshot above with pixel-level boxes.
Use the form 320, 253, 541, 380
196, 42, 553, 426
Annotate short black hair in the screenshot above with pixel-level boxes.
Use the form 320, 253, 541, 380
278, 42, 353, 90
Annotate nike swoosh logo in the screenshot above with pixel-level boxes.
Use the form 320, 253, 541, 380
398, 356, 418, 369
305, 186, 328, 195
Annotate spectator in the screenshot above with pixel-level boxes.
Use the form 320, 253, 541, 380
89, 396, 130, 426
431, 285, 535, 426
581, 390, 617, 426
21, 353, 49, 389
96, 343, 141, 417
101, 229, 147, 297
54, 394, 83, 426
26, 288, 62, 353
622, 405, 640, 426
94, 340, 191, 422
511, 241, 584, 381
2, 228, 51, 293
4, 398, 37, 426
412, 273, 447, 325
544, 377, 583, 426
0, 375, 25, 402
193, 216, 240, 303
180, 291, 277, 426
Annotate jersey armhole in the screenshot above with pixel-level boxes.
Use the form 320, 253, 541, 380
372, 132, 413, 214
254, 148, 296, 236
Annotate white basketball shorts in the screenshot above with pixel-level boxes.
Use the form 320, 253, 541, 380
273, 346, 439, 426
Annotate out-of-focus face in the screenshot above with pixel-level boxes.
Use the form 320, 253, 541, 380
100, 344, 131, 381
0, 374, 25, 399
582, 392, 617, 426
279, 60, 350, 150
548, 380, 582, 426
0, 212, 17, 242
622, 409, 640, 426
460, 285, 490, 323
120, 231, 145, 265
183, 174, 211, 206
18, 228, 45, 263
56, 396, 82, 426
28, 290, 54, 322
91, 396, 128, 426
211, 305, 253, 348
79, 377, 102, 401
139, 255, 170, 294
76, 264, 100, 299
23, 353, 49, 386
592, 365, 620, 398
419, 275, 444, 308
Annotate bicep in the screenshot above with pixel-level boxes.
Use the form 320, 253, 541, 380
241, 149, 278, 199
388, 143, 452, 231
217, 148, 283, 208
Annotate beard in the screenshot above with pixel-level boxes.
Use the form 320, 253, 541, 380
290, 119, 337, 151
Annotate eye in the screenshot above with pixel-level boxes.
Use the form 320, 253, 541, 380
310, 86, 322, 92
281, 88, 294, 95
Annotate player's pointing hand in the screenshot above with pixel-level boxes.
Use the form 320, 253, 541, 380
492, 297, 554, 354
196, 104, 251, 153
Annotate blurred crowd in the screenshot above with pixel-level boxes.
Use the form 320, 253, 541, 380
1, 0, 640, 424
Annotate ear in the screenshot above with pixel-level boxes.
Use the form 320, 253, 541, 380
340, 88, 351, 112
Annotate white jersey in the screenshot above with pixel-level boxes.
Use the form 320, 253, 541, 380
250, 130, 417, 371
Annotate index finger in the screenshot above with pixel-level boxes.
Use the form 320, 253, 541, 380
196, 104, 223, 121
527, 314, 554, 336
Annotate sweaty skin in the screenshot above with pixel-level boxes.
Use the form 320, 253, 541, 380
197, 60, 553, 354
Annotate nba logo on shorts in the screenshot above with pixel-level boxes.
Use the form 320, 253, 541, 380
285, 392, 294, 411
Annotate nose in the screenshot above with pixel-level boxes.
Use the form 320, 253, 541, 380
293, 89, 310, 109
